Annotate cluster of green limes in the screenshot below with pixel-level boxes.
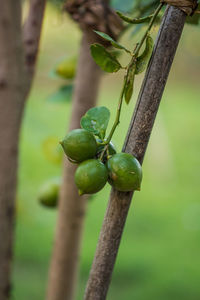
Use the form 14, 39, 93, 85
60, 128, 142, 196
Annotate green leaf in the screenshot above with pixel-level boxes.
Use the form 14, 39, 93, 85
124, 65, 136, 104
80, 106, 110, 139
116, 11, 153, 24
90, 43, 122, 73
47, 84, 73, 103
94, 31, 131, 54
135, 35, 154, 74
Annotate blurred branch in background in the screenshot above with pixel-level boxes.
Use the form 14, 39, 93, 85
0, 0, 46, 299
23, 0, 47, 80
46, 1, 123, 300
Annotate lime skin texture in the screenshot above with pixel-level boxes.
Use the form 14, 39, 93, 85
60, 129, 97, 163
39, 178, 60, 208
107, 153, 142, 192
75, 159, 108, 195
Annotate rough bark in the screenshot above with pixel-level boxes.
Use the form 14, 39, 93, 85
84, 6, 186, 300
46, 32, 102, 300
0, 2, 24, 298
0, 1, 46, 299
23, 0, 47, 79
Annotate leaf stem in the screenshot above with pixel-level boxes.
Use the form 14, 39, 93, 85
134, 3, 163, 57
99, 75, 128, 160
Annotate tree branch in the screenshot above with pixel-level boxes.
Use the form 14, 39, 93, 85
84, 5, 187, 300
0, 1, 46, 299
23, 0, 46, 79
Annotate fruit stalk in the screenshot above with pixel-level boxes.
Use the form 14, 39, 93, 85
99, 75, 128, 160
84, 5, 187, 300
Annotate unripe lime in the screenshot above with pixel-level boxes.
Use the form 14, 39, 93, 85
55, 57, 76, 79
42, 137, 63, 165
38, 178, 60, 208
60, 129, 97, 163
75, 159, 108, 195
107, 153, 142, 192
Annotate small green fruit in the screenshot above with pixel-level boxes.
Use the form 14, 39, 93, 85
75, 159, 108, 195
107, 153, 142, 192
55, 57, 77, 79
38, 178, 60, 208
61, 129, 97, 163
42, 137, 63, 165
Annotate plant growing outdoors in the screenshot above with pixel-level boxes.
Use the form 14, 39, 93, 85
48, 1, 200, 300
83, 1, 199, 299
59, 3, 163, 196
1, 0, 199, 299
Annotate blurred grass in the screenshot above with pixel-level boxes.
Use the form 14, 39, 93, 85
13, 4, 200, 300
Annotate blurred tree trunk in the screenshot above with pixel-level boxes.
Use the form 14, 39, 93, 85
46, 1, 122, 300
0, 1, 46, 299
47, 32, 102, 300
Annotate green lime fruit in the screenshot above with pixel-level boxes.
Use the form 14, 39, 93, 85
55, 57, 77, 79
38, 178, 60, 208
96, 138, 117, 159
75, 159, 108, 195
42, 137, 63, 165
107, 153, 142, 192
60, 129, 97, 163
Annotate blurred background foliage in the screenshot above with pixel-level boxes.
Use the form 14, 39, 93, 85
13, 1, 200, 299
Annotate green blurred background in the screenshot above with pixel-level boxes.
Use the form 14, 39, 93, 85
13, 3, 200, 300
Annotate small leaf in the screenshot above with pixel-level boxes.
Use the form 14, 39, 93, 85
47, 84, 73, 103
94, 30, 131, 54
135, 35, 154, 74
80, 106, 110, 139
90, 43, 122, 73
124, 65, 136, 104
117, 11, 153, 24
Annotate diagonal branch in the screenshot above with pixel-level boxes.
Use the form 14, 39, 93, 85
23, 0, 46, 79
84, 5, 187, 300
